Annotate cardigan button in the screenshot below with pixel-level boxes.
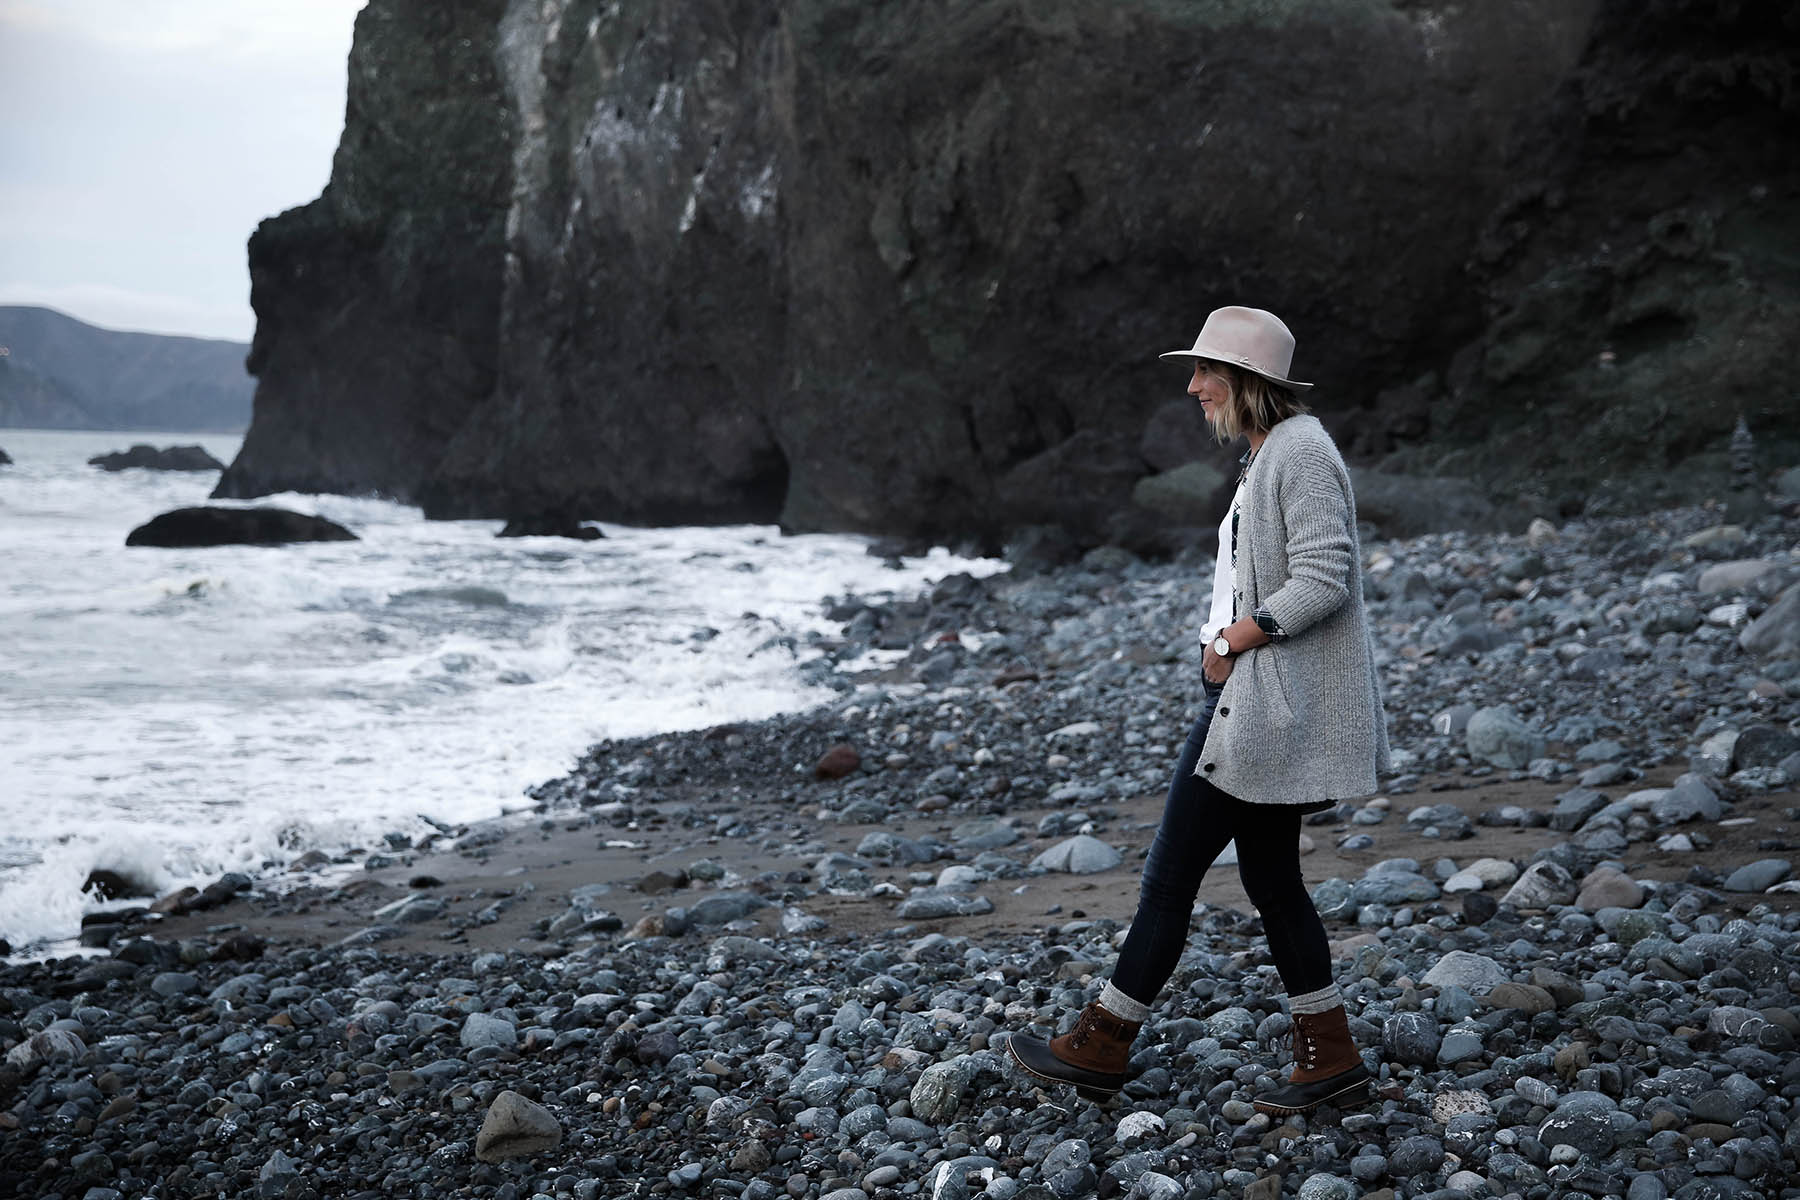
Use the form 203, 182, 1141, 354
1218, 706, 1230, 716
1202, 762, 1215, 773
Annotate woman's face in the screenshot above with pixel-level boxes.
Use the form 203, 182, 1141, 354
1188, 360, 1231, 425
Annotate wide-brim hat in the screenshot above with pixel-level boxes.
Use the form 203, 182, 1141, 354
1158, 305, 1313, 392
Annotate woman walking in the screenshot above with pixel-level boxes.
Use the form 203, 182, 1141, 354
1007, 306, 1389, 1116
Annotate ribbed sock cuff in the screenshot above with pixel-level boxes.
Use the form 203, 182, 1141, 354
1287, 984, 1342, 1016
1098, 982, 1152, 1023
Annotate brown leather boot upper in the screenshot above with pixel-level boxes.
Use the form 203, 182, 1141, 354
1287, 1005, 1362, 1083
1047, 1002, 1142, 1078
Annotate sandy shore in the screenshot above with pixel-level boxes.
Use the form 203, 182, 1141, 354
144, 758, 1799, 958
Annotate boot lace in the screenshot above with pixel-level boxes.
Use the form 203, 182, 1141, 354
1281, 1021, 1324, 1072
1067, 1009, 1101, 1050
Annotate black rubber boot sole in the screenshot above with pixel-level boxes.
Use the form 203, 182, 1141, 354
1004, 1032, 1124, 1102
1252, 1063, 1374, 1116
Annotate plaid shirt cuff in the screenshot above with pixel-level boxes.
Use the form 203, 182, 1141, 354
1253, 606, 1286, 641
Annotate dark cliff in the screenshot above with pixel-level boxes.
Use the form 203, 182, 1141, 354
218, 0, 1800, 547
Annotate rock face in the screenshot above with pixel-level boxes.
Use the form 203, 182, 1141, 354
217, 0, 1800, 546
126, 507, 358, 548
89, 444, 226, 472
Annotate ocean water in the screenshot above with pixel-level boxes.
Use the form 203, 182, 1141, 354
0, 429, 1002, 953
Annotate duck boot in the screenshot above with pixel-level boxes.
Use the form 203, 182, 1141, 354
1006, 1002, 1141, 1101
1253, 1005, 1373, 1116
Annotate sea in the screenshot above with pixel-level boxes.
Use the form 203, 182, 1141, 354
0, 429, 1003, 956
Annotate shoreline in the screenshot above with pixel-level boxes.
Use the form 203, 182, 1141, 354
5, 499, 1799, 1199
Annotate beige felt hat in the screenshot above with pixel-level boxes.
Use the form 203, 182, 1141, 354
1158, 305, 1313, 391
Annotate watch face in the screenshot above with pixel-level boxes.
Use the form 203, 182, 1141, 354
1213, 636, 1230, 656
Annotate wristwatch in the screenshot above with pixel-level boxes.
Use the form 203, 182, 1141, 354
1211, 634, 1233, 658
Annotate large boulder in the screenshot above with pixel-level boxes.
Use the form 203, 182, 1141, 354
496, 510, 603, 540
0, 446, 10, 465
1130, 461, 1232, 525
1740, 583, 1800, 661
1350, 469, 1508, 538
126, 506, 358, 547
89, 444, 225, 472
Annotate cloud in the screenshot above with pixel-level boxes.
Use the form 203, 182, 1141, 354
0, 1, 367, 58
0, 0, 367, 340
0, 282, 253, 342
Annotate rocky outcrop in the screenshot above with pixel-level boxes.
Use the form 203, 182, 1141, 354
219, 0, 1798, 548
496, 511, 603, 540
126, 507, 357, 548
0, 446, 10, 466
89, 444, 226, 472
1358, 3, 1800, 516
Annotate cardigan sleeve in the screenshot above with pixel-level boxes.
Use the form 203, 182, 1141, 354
1258, 441, 1353, 638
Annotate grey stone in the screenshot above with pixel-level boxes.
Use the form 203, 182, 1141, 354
685, 891, 769, 925
1311, 877, 1356, 920
1030, 835, 1122, 874
1128, 1173, 1184, 1200
1550, 787, 1610, 832
1538, 1107, 1615, 1158
1651, 774, 1722, 823
1735, 723, 1800, 768
1575, 738, 1626, 762
1501, 860, 1577, 909
1466, 706, 1546, 768
1437, 1028, 1486, 1064
1295, 1175, 1358, 1200
149, 971, 200, 996
1721, 858, 1791, 893
1388, 1134, 1446, 1177
1575, 866, 1644, 911
260, 1149, 299, 1180
1132, 462, 1229, 523
949, 817, 1019, 850
3, 1027, 86, 1074
857, 831, 936, 865
1639, 600, 1702, 635
460, 1012, 518, 1050
895, 890, 994, 919
1431, 705, 1476, 735
910, 1054, 979, 1123
1739, 582, 1800, 659
1422, 950, 1509, 996
1579, 761, 1633, 787
474, 1090, 562, 1162
1351, 871, 1441, 905
1689, 1089, 1743, 1125
1040, 1138, 1091, 1177
1382, 1011, 1442, 1066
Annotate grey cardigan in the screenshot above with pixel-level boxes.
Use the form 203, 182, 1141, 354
1198, 414, 1390, 805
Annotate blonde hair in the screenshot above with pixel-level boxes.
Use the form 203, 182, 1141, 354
1205, 361, 1310, 441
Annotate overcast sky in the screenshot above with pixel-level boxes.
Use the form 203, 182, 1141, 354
0, 0, 366, 342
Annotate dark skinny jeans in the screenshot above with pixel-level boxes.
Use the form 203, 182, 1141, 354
1111, 677, 1333, 1005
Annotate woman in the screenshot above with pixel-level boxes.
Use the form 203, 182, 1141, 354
1007, 305, 1389, 1116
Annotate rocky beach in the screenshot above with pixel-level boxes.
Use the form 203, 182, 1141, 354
6, 498, 1800, 1200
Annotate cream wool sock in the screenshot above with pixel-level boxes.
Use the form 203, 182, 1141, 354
1097, 982, 1151, 1023
1287, 983, 1343, 1016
